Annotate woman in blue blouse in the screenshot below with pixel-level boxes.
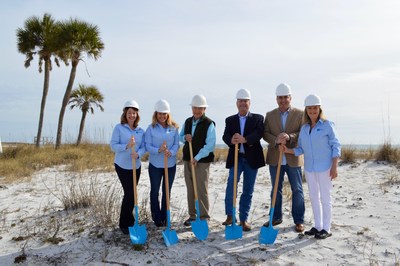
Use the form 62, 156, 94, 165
145, 99, 180, 227
281, 94, 340, 239
110, 100, 146, 235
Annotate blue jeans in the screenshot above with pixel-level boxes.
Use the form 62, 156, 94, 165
269, 164, 305, 224
224, 157, 258, 222
148, 163, 176, 224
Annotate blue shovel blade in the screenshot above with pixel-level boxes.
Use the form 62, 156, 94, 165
225, 207, 242, 240
259, 225, 278, 244
225, 223, 243, 240
129, 224, 147, 244
129, 224, 147, 245
259, 207, 279, 245
191, 218, 209, 241
162, 229, 179, 246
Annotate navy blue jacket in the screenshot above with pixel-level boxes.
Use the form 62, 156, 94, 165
222, 112, 265, 169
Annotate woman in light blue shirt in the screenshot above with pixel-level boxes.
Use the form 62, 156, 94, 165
110, 100, 146, 235
145, 99, 180, 227
282, 94, 340, 240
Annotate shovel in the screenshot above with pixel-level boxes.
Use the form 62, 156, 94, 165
259, 147, 283, 245
162, 150, 179, 246
128, 140, 147, 245
225, 143, 243, 240
188, 142, 209, 241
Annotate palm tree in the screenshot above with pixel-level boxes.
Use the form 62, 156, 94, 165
55, 18, 104, 149
69, 84, 104, 145
16, 13, 61, 147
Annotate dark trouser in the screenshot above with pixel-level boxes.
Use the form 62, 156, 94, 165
115, 163, 141, 229
148, 163, 176, 224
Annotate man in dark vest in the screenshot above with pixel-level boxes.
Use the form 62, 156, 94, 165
180, 94, 216, 226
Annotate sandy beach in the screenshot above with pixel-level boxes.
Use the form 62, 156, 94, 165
0, 159, 399, 265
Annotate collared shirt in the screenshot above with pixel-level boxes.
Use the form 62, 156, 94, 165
179, 117, 216, 161
110, 123, 146, 170
293, 119, 341, 172
238, 113, 248, 153
145, 123, 180, 168
279, 109, 289, 165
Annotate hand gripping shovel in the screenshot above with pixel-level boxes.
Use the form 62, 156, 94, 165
188, 142, 209, 240
162, 150, 179, 246
259, 147, 283, 244
225, 143, 243, 240
128, 140, 147, 245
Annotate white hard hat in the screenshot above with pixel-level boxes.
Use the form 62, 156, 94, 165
236, 88, 251, 100
123, 100, 139, 110
276, 83, 292, 96
154, 99, 170, 113
190, 94, 208, 107
304, 94, 322, 106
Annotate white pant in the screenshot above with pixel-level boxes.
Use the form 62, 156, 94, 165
305, 169, 333, 232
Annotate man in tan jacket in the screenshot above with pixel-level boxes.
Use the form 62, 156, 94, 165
263, 83, 305, 233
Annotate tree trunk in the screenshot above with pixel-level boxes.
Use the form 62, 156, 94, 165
76, 110, 87, 146
36, 58, 51, 147
55, 61, 78, 149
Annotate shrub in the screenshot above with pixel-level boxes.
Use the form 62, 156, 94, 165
340, 146, 357, 164
375, 142, 400, 163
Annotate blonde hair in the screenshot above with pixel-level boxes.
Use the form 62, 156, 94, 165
302, 106, 326, 125
151, 111, 179, 129
120, 107, 140, 128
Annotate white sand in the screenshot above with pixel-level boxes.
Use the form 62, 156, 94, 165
0, 160, 399, 265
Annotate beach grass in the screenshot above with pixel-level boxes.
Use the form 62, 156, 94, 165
1, 142, 399, 183
0, 144, 114, 183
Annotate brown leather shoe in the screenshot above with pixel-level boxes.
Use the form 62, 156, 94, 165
240, 221, 251, 232
295, 224, 305, 232
222, 215, 233, 225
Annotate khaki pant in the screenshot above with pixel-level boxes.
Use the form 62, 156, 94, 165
184, 161, 210, 219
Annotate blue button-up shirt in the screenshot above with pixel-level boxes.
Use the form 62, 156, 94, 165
293, 119, 341, 172
238, 113, 248, 153
145, 123, 180, 168
179, 118, 216, 161
110, 123, 146, 170
280, 109, 289, 165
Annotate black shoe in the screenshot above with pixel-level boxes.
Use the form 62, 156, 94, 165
120, 227, 129, 235
155, 221, 164, 227
304, 227, 320, 236
183, 218, 196, 226
263, 219, 283, 227
315, 229, 332, 239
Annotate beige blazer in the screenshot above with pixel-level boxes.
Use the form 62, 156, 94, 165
263, 107, 304, 167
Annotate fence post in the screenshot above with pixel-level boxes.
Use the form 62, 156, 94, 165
0, 137, 3, 154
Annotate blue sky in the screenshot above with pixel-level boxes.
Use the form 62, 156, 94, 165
1, 0, 400, 145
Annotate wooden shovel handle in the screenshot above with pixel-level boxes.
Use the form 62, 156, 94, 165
188, 142, 199, 201
131, 137, 138, 206
233, 143, 239, 207
163, 141, 170, 211
271, 147, 283, 208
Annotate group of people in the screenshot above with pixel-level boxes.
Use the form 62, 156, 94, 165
110, 83, 341, 241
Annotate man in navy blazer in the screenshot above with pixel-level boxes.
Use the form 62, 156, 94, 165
222, 88, 265, 231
